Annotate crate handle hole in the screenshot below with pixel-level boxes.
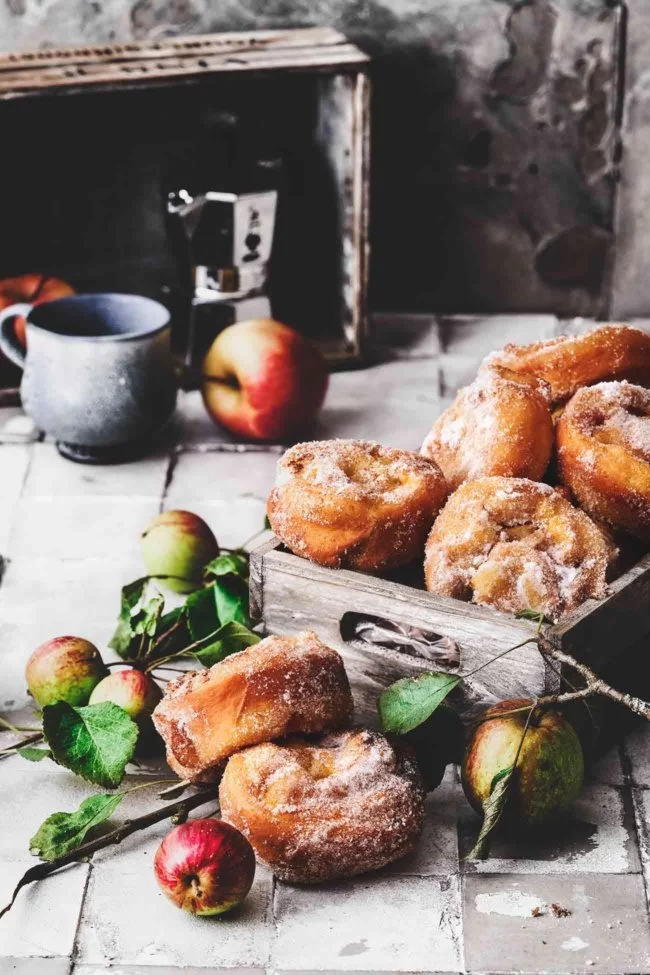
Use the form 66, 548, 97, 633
339, 611, 460, 667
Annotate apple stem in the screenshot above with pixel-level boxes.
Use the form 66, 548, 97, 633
0, 785, 219, 920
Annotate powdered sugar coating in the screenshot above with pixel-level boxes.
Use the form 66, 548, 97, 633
219, 729, 425, 883
424, 476, 613, 621
557, 381, 650, 540
152, 631, 353, 782
421, 367, 554, 490
486, 323, 650, 405
267, 439, 448, 572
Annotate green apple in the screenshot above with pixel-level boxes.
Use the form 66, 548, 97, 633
462, 698, 584, 828
25, 636, 108, 707
141, 510, 219, 593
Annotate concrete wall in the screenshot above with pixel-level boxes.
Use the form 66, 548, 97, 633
0, 0, 642, 318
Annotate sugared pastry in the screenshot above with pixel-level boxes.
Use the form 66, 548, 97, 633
267, 439, 448, 572
152, 632, 353, 783
486, 324, 650, 406
557, 381, 650, 540
424, 477, 613, 621
219, 729, 425, 883
420, 367, 553, 491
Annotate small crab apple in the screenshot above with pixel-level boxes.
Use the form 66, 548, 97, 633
462, 699, 584, 830
88, 669, 162, 724
141, 510, 219, 593
154, 819, 255, 916
25, 636, 108, 707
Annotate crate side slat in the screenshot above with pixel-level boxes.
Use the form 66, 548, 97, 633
551, 551, 650, 666
0, 28, 365, 71
256, 546, 549, 726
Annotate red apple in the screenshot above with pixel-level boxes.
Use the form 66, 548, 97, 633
462, 699, 584, 829
141, 510, 219, 593
0, 274, 75, 349
25, 636, 108, 708
201, 319, 328, 442
154, 819, 256, 916
88, 669, 162, 724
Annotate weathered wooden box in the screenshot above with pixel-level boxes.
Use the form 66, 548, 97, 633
250, 535, 650, 727
0, 27, 370, 395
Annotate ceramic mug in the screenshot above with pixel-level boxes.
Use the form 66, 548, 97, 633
0, 292, 177, 462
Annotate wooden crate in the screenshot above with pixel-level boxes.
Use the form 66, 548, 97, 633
250, 535, 650, 727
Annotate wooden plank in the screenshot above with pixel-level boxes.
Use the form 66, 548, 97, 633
550, 551, 650, 667
0, 29, 368, 99
252, 540, 553, 727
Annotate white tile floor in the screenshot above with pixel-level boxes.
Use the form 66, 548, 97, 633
1, 317, 649, 974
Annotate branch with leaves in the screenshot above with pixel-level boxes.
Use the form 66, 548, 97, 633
378, 610, 650, 860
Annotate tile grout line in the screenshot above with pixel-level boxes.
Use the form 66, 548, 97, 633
621, 739, 650, 913
159, 447, 180, 514
68, 857, 93, 974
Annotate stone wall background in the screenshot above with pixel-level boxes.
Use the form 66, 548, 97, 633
1, 0, 647, 319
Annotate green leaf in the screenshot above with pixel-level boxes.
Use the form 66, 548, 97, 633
378, 672, 461, 735
17, 747, 51, 762
204, 551, 249, 580
109, 578, 165, 660
29, 792, 124, 861
42, 702, 139, 789
192, 621, 261, 667
515, 609, 553, 625
108, 577, 150, 657
264, 515, 271, 531
467, 765, 515, 860
186, 586, 220, 642
214, 574, 251, 627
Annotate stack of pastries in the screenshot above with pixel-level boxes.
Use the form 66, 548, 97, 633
268, 323, 650, 624
153, 631, 425, 883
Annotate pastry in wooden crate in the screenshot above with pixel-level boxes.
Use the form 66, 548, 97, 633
152, 631, 353, 782
486, 323, 650, 406
219, 729, 425, 883
267, 439, 448, 572
420, 366, 554, 490
424, 476, 614, 622
557, 381, 650, 541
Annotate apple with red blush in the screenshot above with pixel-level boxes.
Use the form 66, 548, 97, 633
201, 319, 328, 442
25, 636, 108, 707
154, 819, 256, 916
0, 274, 75, 349
141, 510, 219, 594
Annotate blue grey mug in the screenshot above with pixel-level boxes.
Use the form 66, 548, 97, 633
0, 293, 177, 462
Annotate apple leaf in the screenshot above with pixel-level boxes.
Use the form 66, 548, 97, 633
17, 746, 52, 763
214, 574, 251, 627
378, 672, 462, 735
467, 765, 515, 860
42, 702, 139, 789
108, 576, 158, 660
185, 586, 220, 642
264, 514, 271, 531
29, 792, 124, 861
192, 621, 260, 667
204, 551, 249, 580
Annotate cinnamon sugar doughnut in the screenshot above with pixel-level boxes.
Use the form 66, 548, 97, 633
424, 477, 613, 621
267, 439, 448, 572
421, 367, 554, 490
219, 729, 425, 883
152, 632, 353, 783
557, 381, 650, 540
486, 324, 650, 406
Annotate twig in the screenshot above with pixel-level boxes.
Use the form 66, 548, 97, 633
537, 634, 650, 720
0, 786, 218, 919
0, 731, 43, 758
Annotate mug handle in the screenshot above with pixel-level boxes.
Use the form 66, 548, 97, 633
0, 303, 31, 369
